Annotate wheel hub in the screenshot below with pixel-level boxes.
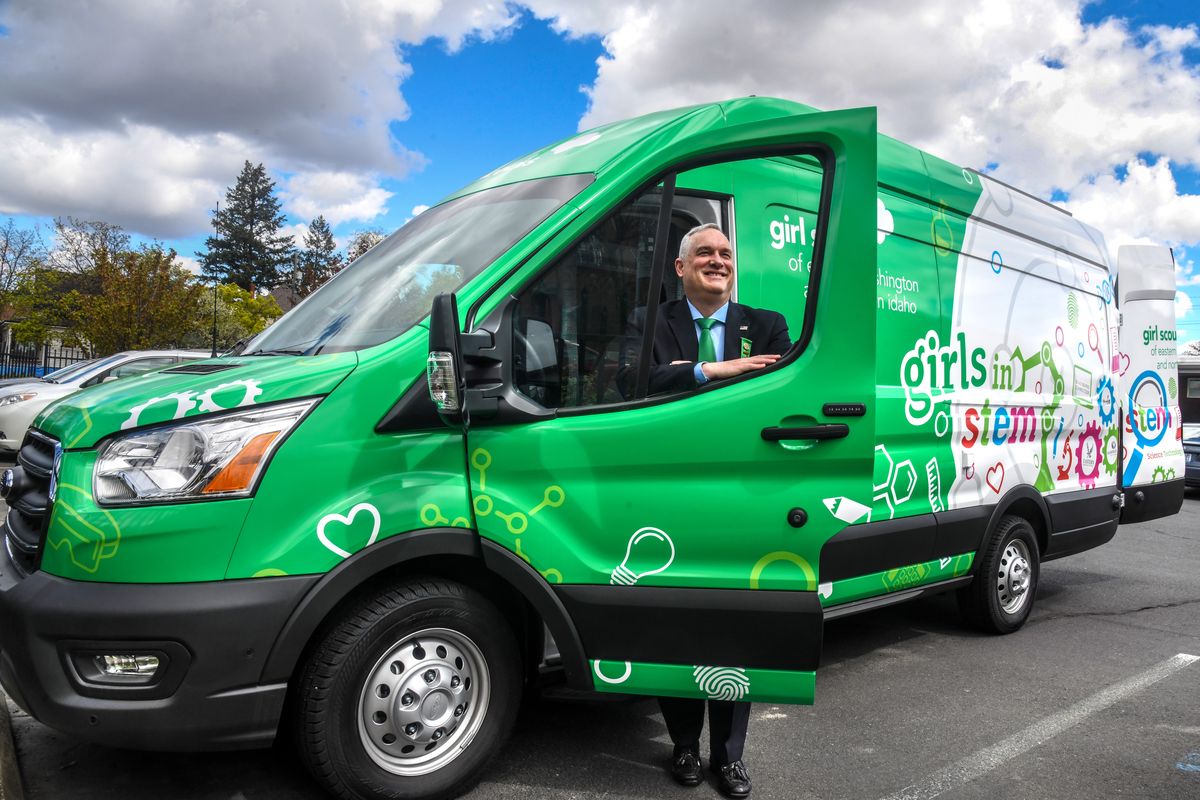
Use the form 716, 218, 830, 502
996, 540, 1033, 614
358, 629, 488, 776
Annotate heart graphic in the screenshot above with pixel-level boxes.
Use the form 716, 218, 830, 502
318, 502, 381, 559
939, 557, 952, 569
1118, 352, 1130, 376
986, 463, 1005, 494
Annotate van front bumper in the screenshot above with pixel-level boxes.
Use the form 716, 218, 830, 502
0, 546, 318, 751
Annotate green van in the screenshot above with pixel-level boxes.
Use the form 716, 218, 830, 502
0, 98, 1185, 800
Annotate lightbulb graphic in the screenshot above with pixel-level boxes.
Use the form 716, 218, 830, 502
610, 526, 675, 585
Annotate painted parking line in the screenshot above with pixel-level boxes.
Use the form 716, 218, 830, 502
880, 653, 1200, 800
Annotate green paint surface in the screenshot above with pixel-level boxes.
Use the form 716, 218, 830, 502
591, 660, 815, 705
820, 553, 974, 607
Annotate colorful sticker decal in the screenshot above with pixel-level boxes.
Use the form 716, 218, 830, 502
317, 502, 381, 559
589, 660, 815, 705
45, 483, 121, 574
694, 666, 750, 701
121, 379, 263, 430
820, 553, 974, 607
610, 527, 675, 586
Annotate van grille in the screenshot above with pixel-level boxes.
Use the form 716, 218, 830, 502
3, 430, 59, 577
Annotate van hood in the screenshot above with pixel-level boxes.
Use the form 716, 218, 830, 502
34, 351, 358, 450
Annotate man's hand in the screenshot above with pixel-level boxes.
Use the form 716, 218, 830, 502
700, 354, 781, 379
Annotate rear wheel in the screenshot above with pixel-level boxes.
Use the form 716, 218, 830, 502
296, 578, 521, 800
958, 515, 1039, 634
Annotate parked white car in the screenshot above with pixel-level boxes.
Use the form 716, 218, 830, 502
0, 349, 209, 454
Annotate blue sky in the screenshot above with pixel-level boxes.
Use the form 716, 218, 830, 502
0, 0, 1197, 345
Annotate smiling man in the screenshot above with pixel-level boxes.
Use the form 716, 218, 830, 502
635, 223, 792, 397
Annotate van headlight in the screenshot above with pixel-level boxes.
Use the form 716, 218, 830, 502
93, 398, 318, 505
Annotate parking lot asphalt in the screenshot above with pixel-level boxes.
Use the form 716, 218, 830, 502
3, 488, 1199, 800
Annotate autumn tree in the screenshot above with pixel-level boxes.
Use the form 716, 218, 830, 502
197, 161, 295, 291
289, 215, 343, 299
72, 247, 205, 354
8, 266, 81, 346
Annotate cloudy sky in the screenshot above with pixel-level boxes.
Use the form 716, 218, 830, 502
0, 0, 1197, 343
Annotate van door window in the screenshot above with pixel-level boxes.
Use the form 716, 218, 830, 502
510, 153, 827, 411
511, 186, 722, 409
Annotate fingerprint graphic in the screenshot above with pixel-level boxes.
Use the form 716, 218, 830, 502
1066, 292, 1079, 329
693, 666, 750, 701
1169, 377, 1177, 400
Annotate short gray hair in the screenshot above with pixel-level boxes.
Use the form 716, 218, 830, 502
678, 223, 725, 261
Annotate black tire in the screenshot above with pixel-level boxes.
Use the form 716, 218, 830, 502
958, 515, 1039, 634
296, 578, 521, 800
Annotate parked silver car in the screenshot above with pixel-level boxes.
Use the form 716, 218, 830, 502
0, 350, 208, 454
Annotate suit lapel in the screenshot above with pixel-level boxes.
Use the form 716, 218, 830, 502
665, 300, 699, 361
723, 303, 747, 360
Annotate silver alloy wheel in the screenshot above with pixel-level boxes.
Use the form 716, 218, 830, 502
357, 627, 490, 776
996, 538, 1033, 614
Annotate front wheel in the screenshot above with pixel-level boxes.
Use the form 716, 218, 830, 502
958, 515, 1039, 634
296, 578, 521, 800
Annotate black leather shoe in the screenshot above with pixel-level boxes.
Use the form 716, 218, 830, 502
713, 759, 752, 798
670, 749, 703, 786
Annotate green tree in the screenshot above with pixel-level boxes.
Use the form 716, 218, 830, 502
290, 215, 343, 299
185, 284, 283, 353
197, 161, 295, 291
72, 247, 205, 353
8, 264, 81, 346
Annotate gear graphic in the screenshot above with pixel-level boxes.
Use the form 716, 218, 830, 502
196, 379, 263, 413
1075, 420, 1102, 490
1151, 467, 1178, 483
1101, 426, 1119, 475
1096, 376, 1116, 427
121, 391, 198, 430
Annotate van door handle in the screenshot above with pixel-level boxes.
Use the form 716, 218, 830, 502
760, 424, 849, 442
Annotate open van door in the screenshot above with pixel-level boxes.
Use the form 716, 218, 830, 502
434, 106, 878, 705
1116, 244, 1185, 523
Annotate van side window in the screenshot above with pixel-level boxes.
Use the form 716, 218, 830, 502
511, 188, 721, 409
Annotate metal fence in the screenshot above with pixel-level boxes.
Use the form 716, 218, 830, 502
0, 345, 91, 379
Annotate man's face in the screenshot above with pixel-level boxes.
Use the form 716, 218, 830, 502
676, 228, 734, 305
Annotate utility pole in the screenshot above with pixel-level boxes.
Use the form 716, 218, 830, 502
211, 201, 220, 357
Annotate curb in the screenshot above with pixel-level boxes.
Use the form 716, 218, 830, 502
0, 693, 24, 800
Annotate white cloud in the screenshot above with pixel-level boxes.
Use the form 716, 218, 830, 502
1177, 290, 1193, 320
412, 204, 431, 216
0, 0, 519, 238
1064, 158, 1200, 258
280, 171, 395, 227
524, 0, 1200, 254
0, 118, 250, 238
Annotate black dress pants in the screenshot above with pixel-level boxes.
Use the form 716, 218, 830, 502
658, 697, 751, 765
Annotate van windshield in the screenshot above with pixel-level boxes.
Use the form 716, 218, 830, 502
243, 173, 593, 356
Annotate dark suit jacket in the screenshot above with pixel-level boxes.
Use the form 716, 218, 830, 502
622, 299, 792, 396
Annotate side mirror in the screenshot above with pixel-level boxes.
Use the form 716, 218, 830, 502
427, 293, 466, 425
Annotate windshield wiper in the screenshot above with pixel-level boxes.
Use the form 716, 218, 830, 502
246, 348, 309, 356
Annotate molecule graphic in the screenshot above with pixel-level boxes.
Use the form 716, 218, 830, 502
470, 448, 565, 583
872, 444, 917, 520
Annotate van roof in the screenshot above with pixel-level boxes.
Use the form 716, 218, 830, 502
446, 96, 1109, 270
